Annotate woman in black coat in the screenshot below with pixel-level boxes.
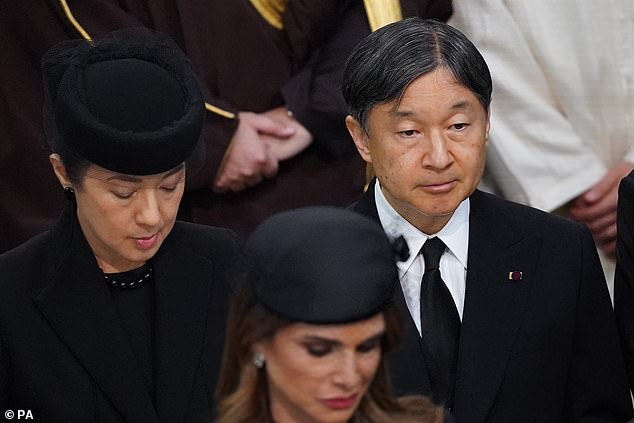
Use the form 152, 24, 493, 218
0, 30, 247, 423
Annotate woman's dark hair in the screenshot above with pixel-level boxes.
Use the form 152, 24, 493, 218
343, 17, 492, 131
43, 110, 92, 186
56, 152, 91, 187
215, 284, 443, 423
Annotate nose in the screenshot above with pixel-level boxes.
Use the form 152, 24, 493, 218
332, 352, 362, 390
422, 130, 453, 170
135, 189, 162, 228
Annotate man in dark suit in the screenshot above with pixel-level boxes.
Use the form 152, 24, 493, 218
343, 18, 633, 422
616, 170, 634, 390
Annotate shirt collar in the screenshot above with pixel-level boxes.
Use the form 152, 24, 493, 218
374, 181, 470, 270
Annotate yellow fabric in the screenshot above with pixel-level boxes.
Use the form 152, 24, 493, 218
362, 0, 402, 31
205, 103, 236, 120
249, 0, 288, 30
59, 0, 92, 40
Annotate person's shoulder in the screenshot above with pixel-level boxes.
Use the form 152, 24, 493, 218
0, 230, 51, 274
472, 189, 586, 235
0, 230, 53, 302
169, 220, 245, 258
167, 221, 250, 292
390, 395, 446, 423
172, 219, 240, 240
620, 170, 634, 193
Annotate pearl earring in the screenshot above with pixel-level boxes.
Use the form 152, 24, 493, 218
253, 351, 265, 368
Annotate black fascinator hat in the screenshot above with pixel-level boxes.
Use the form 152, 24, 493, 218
42, 28, 205, 176
245, 207, 400, 325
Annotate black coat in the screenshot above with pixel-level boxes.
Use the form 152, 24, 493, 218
353, 180, 633, 423
615, 170, 634, 391
0, 204, 247, 423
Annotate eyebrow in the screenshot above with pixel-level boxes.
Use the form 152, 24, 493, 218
106, 163, 185, 183
302, 330, 386, 347
449, 100, 473, 111
390, 100, 474, 118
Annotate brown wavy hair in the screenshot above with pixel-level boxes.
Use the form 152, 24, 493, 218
215, 287, 443, 423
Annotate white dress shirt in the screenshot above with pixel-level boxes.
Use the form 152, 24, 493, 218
375, 182, 469, 335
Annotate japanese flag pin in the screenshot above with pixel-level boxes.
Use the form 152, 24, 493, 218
508, 271, 523, 281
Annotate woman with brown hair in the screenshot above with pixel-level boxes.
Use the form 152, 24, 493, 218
216, 207, 447, 423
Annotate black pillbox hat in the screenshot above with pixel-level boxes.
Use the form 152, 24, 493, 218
42, 28, 205, 175
245, 207, 398, 324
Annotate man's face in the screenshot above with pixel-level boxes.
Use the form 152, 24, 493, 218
347, 67, 489, 234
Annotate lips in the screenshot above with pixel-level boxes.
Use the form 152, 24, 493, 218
320, 394, 358, 410
133, 233, 159, 250
421, 180, 456, 193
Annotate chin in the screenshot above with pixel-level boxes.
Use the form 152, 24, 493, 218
318, 406, 358, 423
317, 413, 354, 423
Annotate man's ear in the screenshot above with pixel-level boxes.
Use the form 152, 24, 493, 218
49, 153, 72, 188
345, 115, 372, 163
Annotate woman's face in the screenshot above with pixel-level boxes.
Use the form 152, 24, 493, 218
255, 313, 385, 423
58, 160, 185, 272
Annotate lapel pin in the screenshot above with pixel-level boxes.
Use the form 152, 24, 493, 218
508, 271, 523, 281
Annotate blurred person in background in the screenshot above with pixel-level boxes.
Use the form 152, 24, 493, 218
0, 0, 452, 253
450, 0, 634, 294
615, 170, 634, 390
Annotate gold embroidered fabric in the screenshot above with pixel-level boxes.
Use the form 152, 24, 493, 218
249, 0, 288, 30
205, 103, 236, 120
362, 0, 402, 31
59, 0, 92, 40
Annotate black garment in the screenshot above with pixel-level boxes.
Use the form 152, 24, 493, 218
352, 179, 632, 423
107, 264, 155, 398
615, 170, 634, 390
0, 204, 248, 423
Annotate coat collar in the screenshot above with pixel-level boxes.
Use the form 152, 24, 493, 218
35, 204, 216, 423
353, 184, 541, 420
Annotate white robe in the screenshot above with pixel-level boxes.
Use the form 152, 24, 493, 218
450, 0, 634, 294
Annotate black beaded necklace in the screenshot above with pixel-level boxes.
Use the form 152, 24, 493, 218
102, 262, 153, 290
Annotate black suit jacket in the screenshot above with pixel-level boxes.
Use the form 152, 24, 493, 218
616, 171, 634, 390
0, 204, 247, 423
353, 180, 633, 423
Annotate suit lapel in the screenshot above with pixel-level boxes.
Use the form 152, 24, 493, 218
35, 206, 158, 423
453, 191, 541, 423
153, 229, 215, 423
